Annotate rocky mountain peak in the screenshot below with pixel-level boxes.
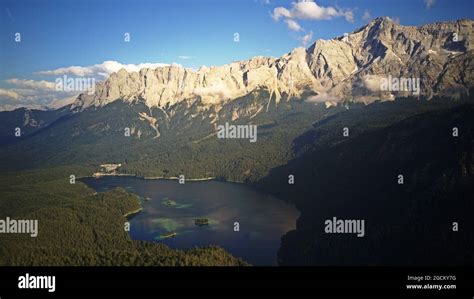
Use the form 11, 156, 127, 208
72, 18, 473, 112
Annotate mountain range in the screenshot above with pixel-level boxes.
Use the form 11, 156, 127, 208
73, 17, 473, 113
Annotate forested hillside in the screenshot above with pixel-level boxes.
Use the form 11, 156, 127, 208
256, 103, 474, 265
0, 166, 247, 266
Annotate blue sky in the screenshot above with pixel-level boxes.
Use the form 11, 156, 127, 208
0, 0, 473, 110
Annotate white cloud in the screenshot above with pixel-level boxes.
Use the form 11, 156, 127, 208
178, 55, 192, 60
424, 0, 436, 9
301, 31, 313, 47
271, 0, 354, 24
362, 10, 371, 21
0, 90, 77, 111
390, 16, 400, 24
285, 19, 302, 31
1, 79, 80, 111
271, 7, 292, 21
0, 88, 20, 100
343, 11, 354, 23
362, 74, 383, 92
2, 60, 173, 111
35, 60, 169, 78
306, 92, 339, 103
5, 79, 56, 90
193, 84, 231, 105
0, 93, 77, 111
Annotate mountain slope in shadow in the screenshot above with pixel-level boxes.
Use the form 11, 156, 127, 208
257, 102, 474, 266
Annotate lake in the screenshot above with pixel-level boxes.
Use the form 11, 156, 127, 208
80, 176, 299, 265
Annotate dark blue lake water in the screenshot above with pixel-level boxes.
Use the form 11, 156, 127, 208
81, 176, 299, 265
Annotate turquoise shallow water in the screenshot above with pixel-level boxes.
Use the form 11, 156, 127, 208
81, 176, 299, 265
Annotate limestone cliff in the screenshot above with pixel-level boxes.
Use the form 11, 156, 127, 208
72, 18, 473, 112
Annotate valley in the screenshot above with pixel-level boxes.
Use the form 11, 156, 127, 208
1, 95, 472, 266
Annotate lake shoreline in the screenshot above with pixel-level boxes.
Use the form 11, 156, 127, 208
123, 207, 143, 218
87, 172, 217, 182
80, 176, 300, 266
